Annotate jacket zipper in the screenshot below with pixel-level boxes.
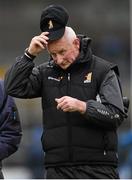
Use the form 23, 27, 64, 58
67, 73, 73, 161
68, 73, 70, 81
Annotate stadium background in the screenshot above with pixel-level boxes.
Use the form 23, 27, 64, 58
0, 0, 131, 178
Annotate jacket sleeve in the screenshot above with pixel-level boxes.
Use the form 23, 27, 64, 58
0, 95, 22, 161
83, 70, 126, 130
5, 54, 42, 98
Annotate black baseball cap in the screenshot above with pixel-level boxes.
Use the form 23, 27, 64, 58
40, 5, 69, 41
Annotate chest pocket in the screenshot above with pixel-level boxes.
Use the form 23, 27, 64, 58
70, 69, 98, 101
42, 74, 67, 107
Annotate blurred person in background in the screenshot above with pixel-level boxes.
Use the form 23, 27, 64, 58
0, 80, 22, 179
118, 130, 132, 178
118, 98, 131, 178
5, 5, 127, 179
26, 125, 44, 179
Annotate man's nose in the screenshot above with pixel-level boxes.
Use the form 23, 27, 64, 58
56, 54, 63, 64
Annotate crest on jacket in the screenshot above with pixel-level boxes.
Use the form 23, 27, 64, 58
84, 72, 92, 83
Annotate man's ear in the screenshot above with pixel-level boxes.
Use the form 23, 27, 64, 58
73, 38, 80, 49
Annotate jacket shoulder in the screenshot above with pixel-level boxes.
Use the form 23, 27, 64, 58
93, 55, 119, 75
92, 55, 119, 90
32, 61, 49, 76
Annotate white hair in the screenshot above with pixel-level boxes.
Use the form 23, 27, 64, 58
63, 26, 77, 43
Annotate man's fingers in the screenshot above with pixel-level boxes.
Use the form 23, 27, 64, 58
41, 32, 49, 36
34, 41, 45, 49
40, 34, 49, 41
55, 96, 74, 111
57, 101, 66, 110
55, 98, 65, 109
38, 37, 48, 44
55, 96, 67, 103
55, 98, 59, 102
33, 37, 48, 48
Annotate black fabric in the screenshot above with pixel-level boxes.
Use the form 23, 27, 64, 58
40, 5, 69, 41
45, 165, 119, 179
0, 171, 4, 179
5, 35, 125, 168
0, 82, 7, 114
0, 163, 3, 179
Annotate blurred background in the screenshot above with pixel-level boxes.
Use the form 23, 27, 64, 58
0, 0, 131, 179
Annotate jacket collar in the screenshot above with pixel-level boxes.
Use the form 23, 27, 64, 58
76, 34, 92, 63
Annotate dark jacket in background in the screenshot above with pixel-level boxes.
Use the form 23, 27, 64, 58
0, 80, 22, 165
4, 35, 125, 168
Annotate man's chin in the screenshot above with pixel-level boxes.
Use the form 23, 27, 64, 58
60, 64, 70, 69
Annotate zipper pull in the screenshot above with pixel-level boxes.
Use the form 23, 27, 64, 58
104, 150, 106, 155
68, 73, 70, 81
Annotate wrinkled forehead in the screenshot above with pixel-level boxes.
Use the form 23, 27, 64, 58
47, 36, 70, 51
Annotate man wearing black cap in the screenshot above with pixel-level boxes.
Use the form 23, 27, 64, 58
5, 4, 126, 179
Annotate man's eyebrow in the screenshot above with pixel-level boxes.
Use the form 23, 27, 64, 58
50, 48, 66, 54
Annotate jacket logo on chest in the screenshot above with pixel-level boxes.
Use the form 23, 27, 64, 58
84, 72, 92, 83
48, 76, 63, 82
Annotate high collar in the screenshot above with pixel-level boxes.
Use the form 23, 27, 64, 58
76, 34, 92, 63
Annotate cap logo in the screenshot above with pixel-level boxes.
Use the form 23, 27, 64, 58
48, 20, 53, 29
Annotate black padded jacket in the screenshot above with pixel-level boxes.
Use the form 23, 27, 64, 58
5, 35, 126, 167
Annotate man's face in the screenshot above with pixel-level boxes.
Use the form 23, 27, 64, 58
47, 37, 79, 69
